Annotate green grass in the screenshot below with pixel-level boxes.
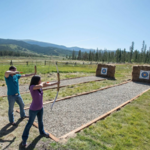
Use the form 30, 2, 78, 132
0, 63, 132, 81
0, 63, 97, 80
48, 90, 150, 150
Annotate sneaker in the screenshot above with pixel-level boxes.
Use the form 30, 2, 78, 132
20, 116, 29, 119
21, 141, 27, 147
10, 122, 17, 126
41, 132, 49, 138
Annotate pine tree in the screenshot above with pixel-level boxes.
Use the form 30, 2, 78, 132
77, 50, 82, 60
95, 49, 99, 61
72, 50, 75, 60
129, 42, 134, 62
141, 41, 145, 62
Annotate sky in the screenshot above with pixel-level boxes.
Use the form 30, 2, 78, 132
0, 0, 150, 51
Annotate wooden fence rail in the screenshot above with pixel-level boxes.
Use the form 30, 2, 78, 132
0, 61, 105, 66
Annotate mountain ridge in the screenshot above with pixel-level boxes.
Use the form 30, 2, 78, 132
0, 38, 75, 56
21, 39, 95, 52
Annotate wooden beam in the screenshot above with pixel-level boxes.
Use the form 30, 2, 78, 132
60, 87, 150, 139
32, 121, 59, 142
1, 77, 105, 98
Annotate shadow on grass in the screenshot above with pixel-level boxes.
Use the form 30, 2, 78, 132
96, 75, 116, 81
0, 119, 22, 138
0, 137, 16, 150
19, 135, 46, 150
132, 81, 150, 85
0, 119, 23, 150
107, 77, 116, 80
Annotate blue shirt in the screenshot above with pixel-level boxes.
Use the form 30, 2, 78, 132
5, 74, 21, 96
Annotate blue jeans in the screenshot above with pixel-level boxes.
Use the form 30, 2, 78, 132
22, 108, 46, 143
7, 95, 25, 123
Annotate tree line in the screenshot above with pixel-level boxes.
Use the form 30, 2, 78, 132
0, 50, 38, 57
70, 41, 150, 63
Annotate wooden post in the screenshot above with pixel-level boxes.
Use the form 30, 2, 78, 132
10, 60, 13, 65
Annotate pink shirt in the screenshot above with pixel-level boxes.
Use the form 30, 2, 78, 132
29, 85, 43, 111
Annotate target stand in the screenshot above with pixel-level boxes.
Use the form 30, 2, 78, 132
96, 64, 116, 79
132, 65, 150, 82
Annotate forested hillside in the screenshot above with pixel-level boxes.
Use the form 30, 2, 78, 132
0, 39, 74, 56
0, 44, 41, 57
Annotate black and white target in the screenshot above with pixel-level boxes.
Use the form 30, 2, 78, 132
101, 67, 107, 75
139, 70, 150, 79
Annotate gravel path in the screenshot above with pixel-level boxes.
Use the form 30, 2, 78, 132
0, 76, 104, 96
25, 82, 150, 137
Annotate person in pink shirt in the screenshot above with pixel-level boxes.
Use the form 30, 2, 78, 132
22, 75, 59, 147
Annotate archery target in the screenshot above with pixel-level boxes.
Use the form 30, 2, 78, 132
139, 70, 150, 79
101, 68, 107, 75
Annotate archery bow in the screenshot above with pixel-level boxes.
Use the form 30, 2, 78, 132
51, 63, 60, 110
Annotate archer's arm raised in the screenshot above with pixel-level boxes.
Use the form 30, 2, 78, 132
5, 71, 20, 78
20, 66, 37, 78
33, 82, 46, 90
33, 81, 59, 90
20, 73, 35, 78
43, 82, 59, 87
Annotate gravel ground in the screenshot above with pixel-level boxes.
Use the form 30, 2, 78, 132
0, 76, 104, 96
25, 82, 150, 137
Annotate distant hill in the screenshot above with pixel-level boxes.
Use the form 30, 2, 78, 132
0, 44, 41, 57
0, 38, 74, 56
0, 44, 37, 54
22, 39, 95, 52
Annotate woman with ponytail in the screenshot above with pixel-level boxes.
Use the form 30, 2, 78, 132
22, 75, 59, 147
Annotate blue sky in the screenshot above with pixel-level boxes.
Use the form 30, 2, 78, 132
0, 0, 150, 50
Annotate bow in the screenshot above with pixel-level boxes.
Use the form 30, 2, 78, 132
51, 63, 60, 110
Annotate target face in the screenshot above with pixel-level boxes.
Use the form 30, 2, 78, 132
139, 70, 149, 79
101, 68, 107, 75
142, 72, 148, 78
102, 69, 106, 73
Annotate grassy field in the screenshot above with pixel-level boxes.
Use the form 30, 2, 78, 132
1, 62, 150, 150
50, 90, 150, 150
0, 61, 131, 83
0, 63, 96, 84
